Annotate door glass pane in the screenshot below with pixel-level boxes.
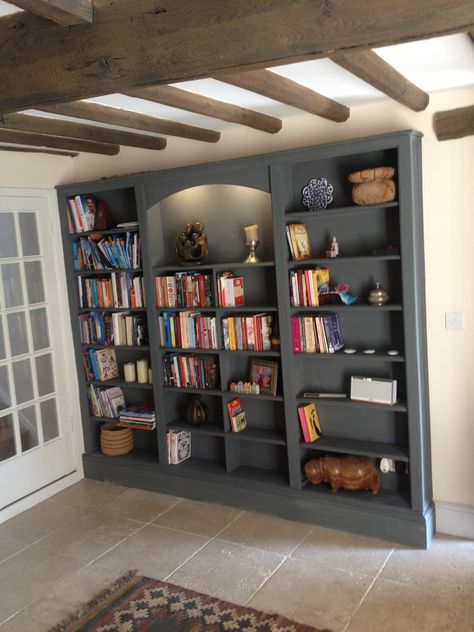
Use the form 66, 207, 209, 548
0, 365, 11, 410
19, 213, 40, 257
12, 359, 34, 404
30, 308, 50, 351
0, 316, 5, 360
35, 354, 54, 397
0, 214, 18, 259
2, 263, 24, 308
18, 405, 39, 452
7, 312, 29, 357
0, 414, 16, 462
40, 398, 59, 442
24, 261, 45, 305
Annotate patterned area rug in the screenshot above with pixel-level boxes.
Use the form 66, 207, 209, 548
49, 570, 331, 632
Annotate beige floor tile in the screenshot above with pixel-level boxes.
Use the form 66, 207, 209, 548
93, 523, 210, 579
380, 534, 474, 585
100, 487, 182, 522
0, 534, 27, 564
345, 575, 474, 632
0, 612, 51, 632
0, 545, 83, 622
168, 538, 285, 605
22, 565, 134, 629
153, 499, 241, 537
248, 556, 372, 632
218, 510, 312, 556
0, 500, 85, 545
35, 510, 142, 563
291, 525, 394, 578
48, 479, 127, 510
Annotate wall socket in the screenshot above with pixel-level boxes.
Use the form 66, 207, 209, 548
445, 312, 464, 330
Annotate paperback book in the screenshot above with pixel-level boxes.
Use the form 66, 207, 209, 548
226, 398, 247, 432
298, 403, 322, 443
167, 430, 192, 464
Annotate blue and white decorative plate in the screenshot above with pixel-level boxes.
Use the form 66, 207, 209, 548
302, 177, 334, 211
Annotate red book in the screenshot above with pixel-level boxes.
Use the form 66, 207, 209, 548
298, 406, 311, 442
291, 317, 302, 352
197, 275, 206, 307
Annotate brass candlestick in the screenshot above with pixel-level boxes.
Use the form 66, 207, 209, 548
243, 239, 261, 263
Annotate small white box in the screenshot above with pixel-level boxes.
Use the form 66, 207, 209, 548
167, 430, 192, 464
350, 376, 397, 406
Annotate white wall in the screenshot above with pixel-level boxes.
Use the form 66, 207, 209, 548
0, 86, 472, 514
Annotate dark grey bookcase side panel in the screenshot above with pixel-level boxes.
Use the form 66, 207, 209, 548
57, 129, 434, 547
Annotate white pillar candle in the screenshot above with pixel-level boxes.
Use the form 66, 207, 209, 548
124, 362, 136, 383
243, 224, 258, 243
148, 368, 153, 384
136, 358, 149, 384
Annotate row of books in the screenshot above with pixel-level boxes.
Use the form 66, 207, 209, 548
155, 272, 212, 308
162, 353, 219, 390
291, 314, 344, 353
79, 312, 148, 346
67, 195, 95, 233
118, 402, 156, 431
83, 348, 119, 382
158, 311, 218, 350
88, 384, 125, 419
217, 272, 245, 307
222, 314, 273, 352
289, 268, 329, 307
298, 402, 322, 443
73, 233, 141, 271
78, 273, 145, 309
286, 223, 312, 261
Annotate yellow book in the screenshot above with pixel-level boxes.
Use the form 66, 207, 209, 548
170, 315, 176, 347
303, 403, 321, 442
228, 317, 237, 351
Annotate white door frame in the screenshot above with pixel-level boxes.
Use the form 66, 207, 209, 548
0, 187, 84, 523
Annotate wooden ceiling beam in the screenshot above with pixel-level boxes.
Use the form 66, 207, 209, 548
215, 69, 349, 122
0, 145, 78, 157
0, 129, 119, 155
330, 50, 429, 112
0, 113, 167, 150
37, 101, 220, 142
434, 105, 474, 140
11, 0, 93, 25
124, 85, 282, 134
1, 1, 473, 113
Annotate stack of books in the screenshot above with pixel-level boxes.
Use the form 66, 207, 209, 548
286, 224, 312, 261
83, 348, 119, 381
298, 403, 322, 443
78, 272, 145, 309
291, 314, 344, 353
155, 272, 212, 308
88, 384, 125, 419
72, 232, 141, 271
217, 272, 245, 307
158, 311, 218, 350
118, 403, 156, 430
79, 312, 113, 345
222, 314, 273, 351
289, 267, 330, 306
162, 354, 219, 389
111, 312, 148, 346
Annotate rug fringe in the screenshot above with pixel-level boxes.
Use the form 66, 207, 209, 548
48, 569, 140, 632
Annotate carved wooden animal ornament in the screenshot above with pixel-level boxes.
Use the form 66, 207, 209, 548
305, 455, 380, 495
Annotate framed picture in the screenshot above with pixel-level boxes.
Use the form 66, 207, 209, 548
249, 359, 278, 396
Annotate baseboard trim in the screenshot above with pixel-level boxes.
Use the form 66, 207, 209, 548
0, 471, 83, 524
435, 501, 474, 539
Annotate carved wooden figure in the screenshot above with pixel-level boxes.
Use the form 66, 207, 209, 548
304, 455, 380, 495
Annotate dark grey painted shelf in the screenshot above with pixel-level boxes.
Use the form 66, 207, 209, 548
68, 227, 139, 239
75, 268, 142, 275
295, 351, 405, 362
223, 391, 284, 401
82, 344, 150, 351
285, 201, 399, 220
167, 420, 287, 445
87, 379, 153, 389
297, 394, 407, 412
291, 304, 403, 313
79, 307, 146, 313
163, 386, 223, 396
301, 436, 409, 461
154, 261, 275, 273
288, 255, 400, 268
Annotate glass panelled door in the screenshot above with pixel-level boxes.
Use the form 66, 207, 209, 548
0, 195, 76, 509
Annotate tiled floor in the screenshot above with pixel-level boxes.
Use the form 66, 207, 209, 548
0, 480, 472, 632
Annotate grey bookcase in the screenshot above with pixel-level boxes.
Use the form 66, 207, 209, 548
57, 130, 434, 547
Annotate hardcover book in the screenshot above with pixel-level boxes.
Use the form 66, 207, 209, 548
227, 398, 247, 432
298, 403, 322, 442
95, 348, 119, 381
167, 430, 192, 464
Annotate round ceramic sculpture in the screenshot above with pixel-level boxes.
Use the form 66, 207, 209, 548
302, 177, 334, 211
368, 282, 389, 306
176, 222, 208, 265
100, 423, 134, 456
185, 395, 209, 426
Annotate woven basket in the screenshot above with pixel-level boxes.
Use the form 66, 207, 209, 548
100, 423, 134, 456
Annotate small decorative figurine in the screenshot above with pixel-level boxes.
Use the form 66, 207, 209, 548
326, 236, 339, 258
185, 395, 209, 426
302, 177, 334, 211
176, 222, 208, 265
368, 282, 389, 306
243, 224, 261, 263
305, 455, 380, 495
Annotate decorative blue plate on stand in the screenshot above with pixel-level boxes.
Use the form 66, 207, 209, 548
302, 178, 334, 211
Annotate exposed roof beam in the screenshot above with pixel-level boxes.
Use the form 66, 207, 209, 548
215, 69, 349, 122
1, 0, 473, 113
330, 50, 429, 112
0, 145, 78, 157
0, 113, 167, 150
124, 85, 282, 134
11, 0, 93, 25
0, 129, 119, 155
37, 101, 220, 142
434, 105, 474, 140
